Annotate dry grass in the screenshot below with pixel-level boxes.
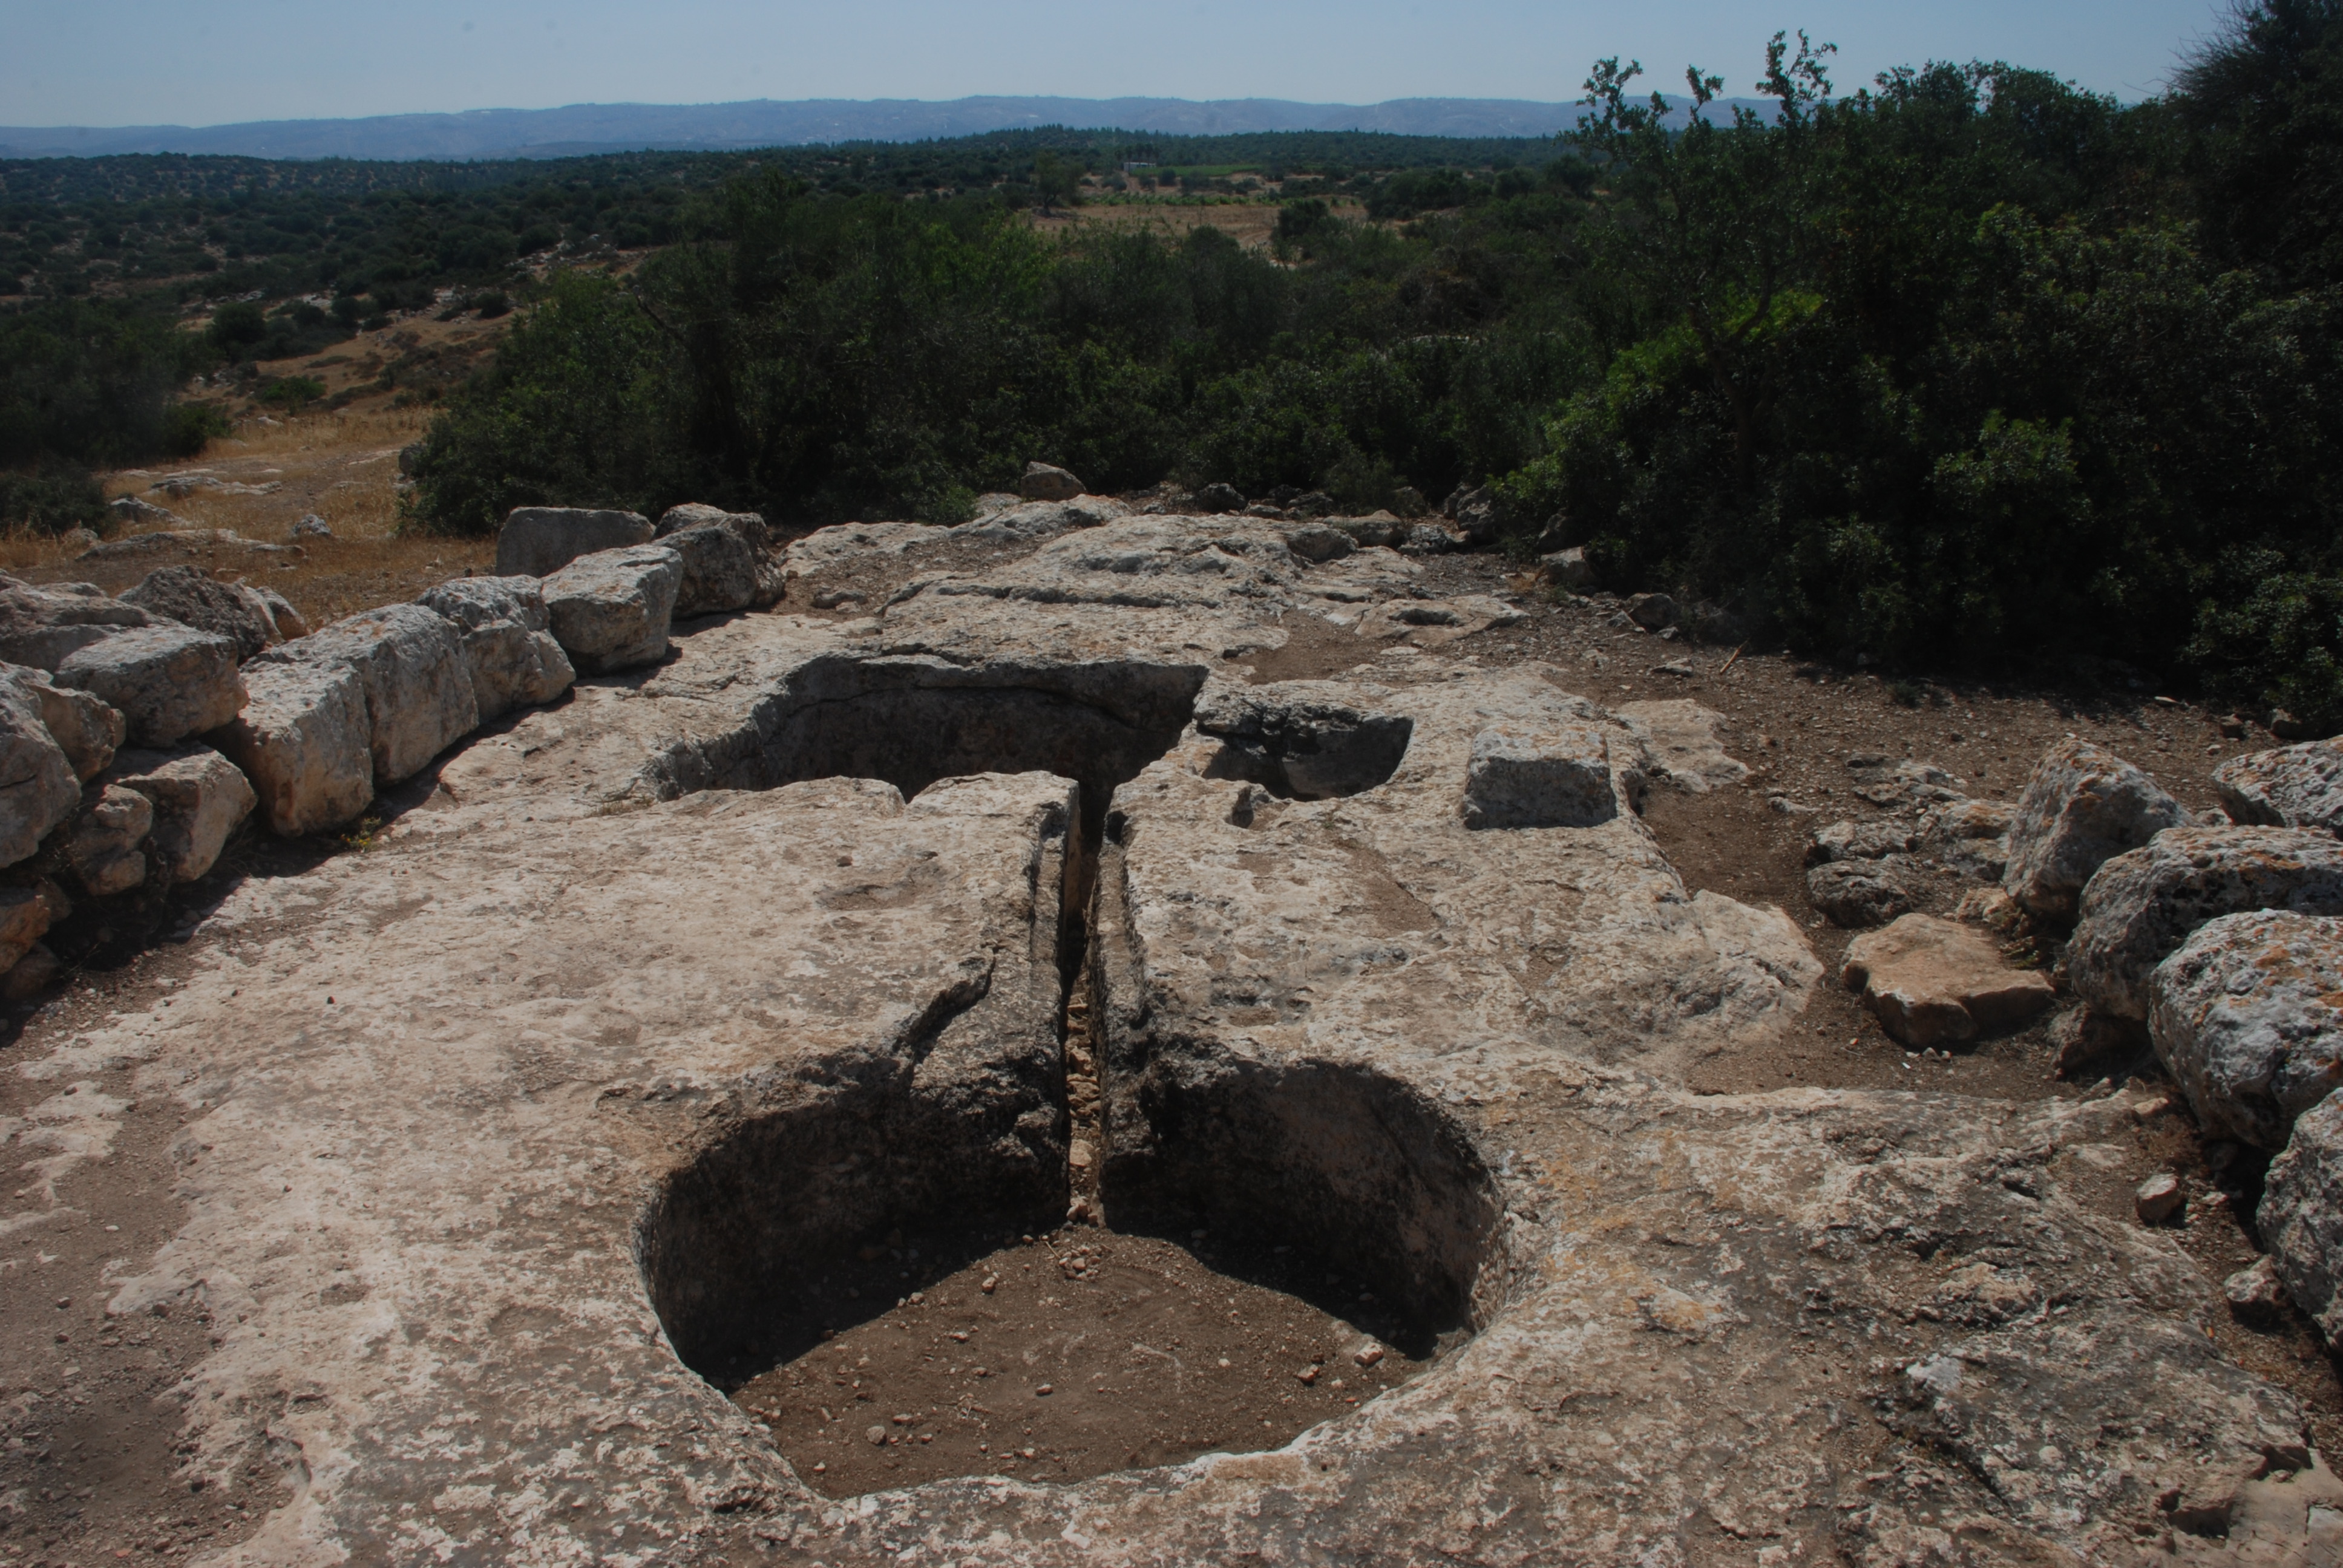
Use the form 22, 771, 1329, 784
1, 406, 495, 630
1028, 200, 1289, 249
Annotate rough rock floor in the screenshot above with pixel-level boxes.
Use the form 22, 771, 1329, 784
3, 516, 2338, 1567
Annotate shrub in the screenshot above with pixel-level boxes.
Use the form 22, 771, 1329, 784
0, 465, 106, 535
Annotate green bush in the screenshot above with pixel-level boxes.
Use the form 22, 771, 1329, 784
0, 465, 106, 534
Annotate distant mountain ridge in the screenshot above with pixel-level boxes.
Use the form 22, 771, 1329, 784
0, 94, 1766, 162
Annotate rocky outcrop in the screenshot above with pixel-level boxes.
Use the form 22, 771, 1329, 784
2150, 909, 2343, 1149
263, 604, 479, 783
2002, 737, 2187, 918
1841, 913, 2057, 1047
0, 581, 161, 668
543, 544, 686, 673
2069, 826, 2343, 1019
415, 576, 575, 721
494, 506, 654, 578
18, 503, 2341, 1566
216, 660, 373, 835
1018, 461, 1084, 501
2217, 739, 2343, 834
117, 564, 284, 661
51, 624, 243, 749
111, 746, 257, 883
0, 665, 84, 866
654, 504, 782, 616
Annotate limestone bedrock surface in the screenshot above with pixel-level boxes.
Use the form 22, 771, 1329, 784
19, 511, 2329, 1566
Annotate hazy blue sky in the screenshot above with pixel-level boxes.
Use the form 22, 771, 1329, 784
2, 0, 2236, 127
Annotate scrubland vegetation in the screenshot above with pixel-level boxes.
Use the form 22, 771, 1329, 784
5, 3, 2342, 722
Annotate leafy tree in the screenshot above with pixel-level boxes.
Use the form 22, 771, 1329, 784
2173, 0, 2343, 287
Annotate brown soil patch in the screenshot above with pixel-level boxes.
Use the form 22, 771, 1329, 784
727, 1227, 1427, 1499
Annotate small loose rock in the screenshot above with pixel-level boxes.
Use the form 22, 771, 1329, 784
2135, 1172, 2184, 1224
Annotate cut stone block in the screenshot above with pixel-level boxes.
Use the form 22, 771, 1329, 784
263, 604, 479, 783
543, 544, 684, 674
1460, 725, 1617, 829
51, 624, 244, 747
0, 665, 83, 867
416, 576, 575, 722
119, 564, 284, 661
215, 659, 374, 835
30, 676, 123, 781
111, 746, 258, 883
496, 507, 653, 578
0, 582, 161, 669
66, 782, 153, 896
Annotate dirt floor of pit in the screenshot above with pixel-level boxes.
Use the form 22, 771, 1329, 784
725, 1227, 1433, 1498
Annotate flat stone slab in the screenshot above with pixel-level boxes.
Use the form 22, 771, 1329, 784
1840, 912, 2057, 1047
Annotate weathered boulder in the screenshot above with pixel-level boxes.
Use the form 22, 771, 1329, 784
1538, 546, 1591, 589
1627, 591, 1678, 629
1460, 725, 1617, 828
652, 506, 774, 617
215, 660, 373, 835
51, 624, 244, 748
2260, 1090, 2343, 1345
543, 544, 684, 674
263, 604, 479, 783
0, 582, 162, 668
110, 746, 257, 883
1279, 524, 1355, 564
1192, 481, 1245, 513
1018, 461, 1084, 501
2149, 909, 2343, 1149
0, 667, 82, 867
494, 507, 654, 578
29, 676, 123, 780
117, 564, 283, 661
2002, 737, 2187, 919
2217, 740, 2343, 834
1923, 797, 2014, 880
1807, 857, 1917, 927
2069, 826, 2343, 1019
1841, 913, 2057, 1047
65, 782, 153, 896
1806, 818, 1918, 864
415, 577, 575, 720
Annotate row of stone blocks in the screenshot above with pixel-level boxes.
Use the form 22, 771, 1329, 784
0, 505, 780, 991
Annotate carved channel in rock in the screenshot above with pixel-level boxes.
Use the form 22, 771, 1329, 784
638, 652, 1484, 1492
